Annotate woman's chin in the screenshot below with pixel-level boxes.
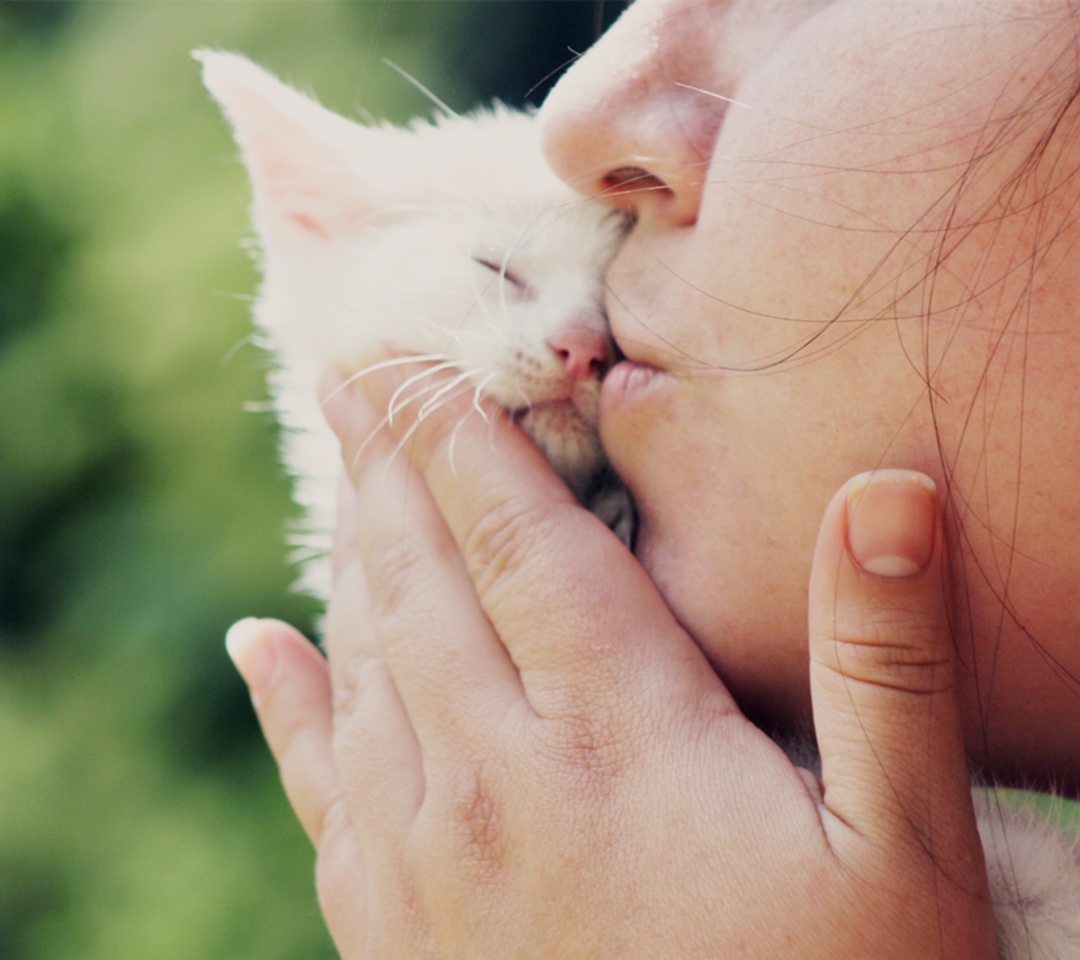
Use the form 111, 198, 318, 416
631, 511, 814, 734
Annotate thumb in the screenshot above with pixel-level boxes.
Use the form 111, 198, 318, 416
808, 470, 980, 864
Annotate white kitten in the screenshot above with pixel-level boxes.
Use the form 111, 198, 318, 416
198, 51, 631, 599
974, 791, 1080, 959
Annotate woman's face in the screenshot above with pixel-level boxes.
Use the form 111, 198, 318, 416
541, 0, 1080, 782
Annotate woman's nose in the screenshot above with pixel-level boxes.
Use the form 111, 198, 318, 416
539, 0, 730, 227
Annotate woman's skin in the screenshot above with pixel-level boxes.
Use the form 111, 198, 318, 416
226, 0, 1080, 955
542, 0, 1080, 782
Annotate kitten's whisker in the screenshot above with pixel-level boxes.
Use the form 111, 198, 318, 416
318, 354, 452, 408
384, 423, 426, 482
387, 369, 474, 427
391, 379, 461, 418
390, 304, 487, 346
417, 383, 473, 424
418, 371, 474, 419
471, 372, 499, 421
380, 58, 458, 119
220, 332, 258, 367
523, 49, 583, 101
430, 322, 497, 348
446, 413, 473, 477
484, 321, 509, 345
386, 383, 474, 480
386, 360, 459, 425
391, 305, 449, 334
350, 410, 394, 473
357, 353, 452, 377
510, 378, 533, 413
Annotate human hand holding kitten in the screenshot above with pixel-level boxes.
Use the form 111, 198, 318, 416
227, 361, 999, 959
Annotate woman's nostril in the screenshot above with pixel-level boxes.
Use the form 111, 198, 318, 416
603, 167, 648, 188
602, 166, 672, 201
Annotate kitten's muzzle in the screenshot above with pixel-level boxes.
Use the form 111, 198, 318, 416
546, 328, 613, 384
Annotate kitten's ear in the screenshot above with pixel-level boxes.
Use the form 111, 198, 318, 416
196, 50, 377, 249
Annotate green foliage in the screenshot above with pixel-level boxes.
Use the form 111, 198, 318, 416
0, 2, 618, 956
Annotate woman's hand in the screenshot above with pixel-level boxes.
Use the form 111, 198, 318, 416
226, 365, 998, 958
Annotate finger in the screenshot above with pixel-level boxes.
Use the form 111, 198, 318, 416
807, 471, 982, 865
323, 361, 718, 718
225, 617, 344, 847
314, 799, 369, 960
323, 542, 426, 845
330, 471, 358, 586
319, 369, 525, 749
326, 475, 380, 661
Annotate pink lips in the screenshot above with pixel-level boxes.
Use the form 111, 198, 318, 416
601, 359, 667, 409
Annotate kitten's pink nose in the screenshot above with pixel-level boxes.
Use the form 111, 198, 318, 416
547, 329, 613, 383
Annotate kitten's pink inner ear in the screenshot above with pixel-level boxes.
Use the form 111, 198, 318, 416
287, 213, 331, 241
199, 50, 376, 245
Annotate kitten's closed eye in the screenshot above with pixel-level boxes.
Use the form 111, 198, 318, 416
472, 255, 530, 296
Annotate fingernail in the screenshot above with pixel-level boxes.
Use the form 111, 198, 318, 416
846, 471, 937, 578
225, 617, 275, 694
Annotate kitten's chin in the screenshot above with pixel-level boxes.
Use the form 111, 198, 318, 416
515, 399, 594, 438
515, 401, 604, 495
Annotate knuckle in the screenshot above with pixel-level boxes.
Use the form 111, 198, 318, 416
818, 609, 955, 695
315, 795, 355, 862
330, 658, 409, 799
454, 771, 505, 880
554, 713, 630, 781
460, 493, 558, 598
367, 527, 450, 630
418, 760, 509, 887
332, 651, 388, 721
313, 800, 360, 916
540, 694, 641, 790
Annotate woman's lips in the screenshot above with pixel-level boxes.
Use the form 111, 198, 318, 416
601, 358, 669, 409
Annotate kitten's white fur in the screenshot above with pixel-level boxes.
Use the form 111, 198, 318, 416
200, 51, 1080, 959
975, 792, 1080, 958
199, 50, 629, 598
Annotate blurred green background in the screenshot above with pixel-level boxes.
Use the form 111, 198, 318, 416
0, 2, 619, 956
